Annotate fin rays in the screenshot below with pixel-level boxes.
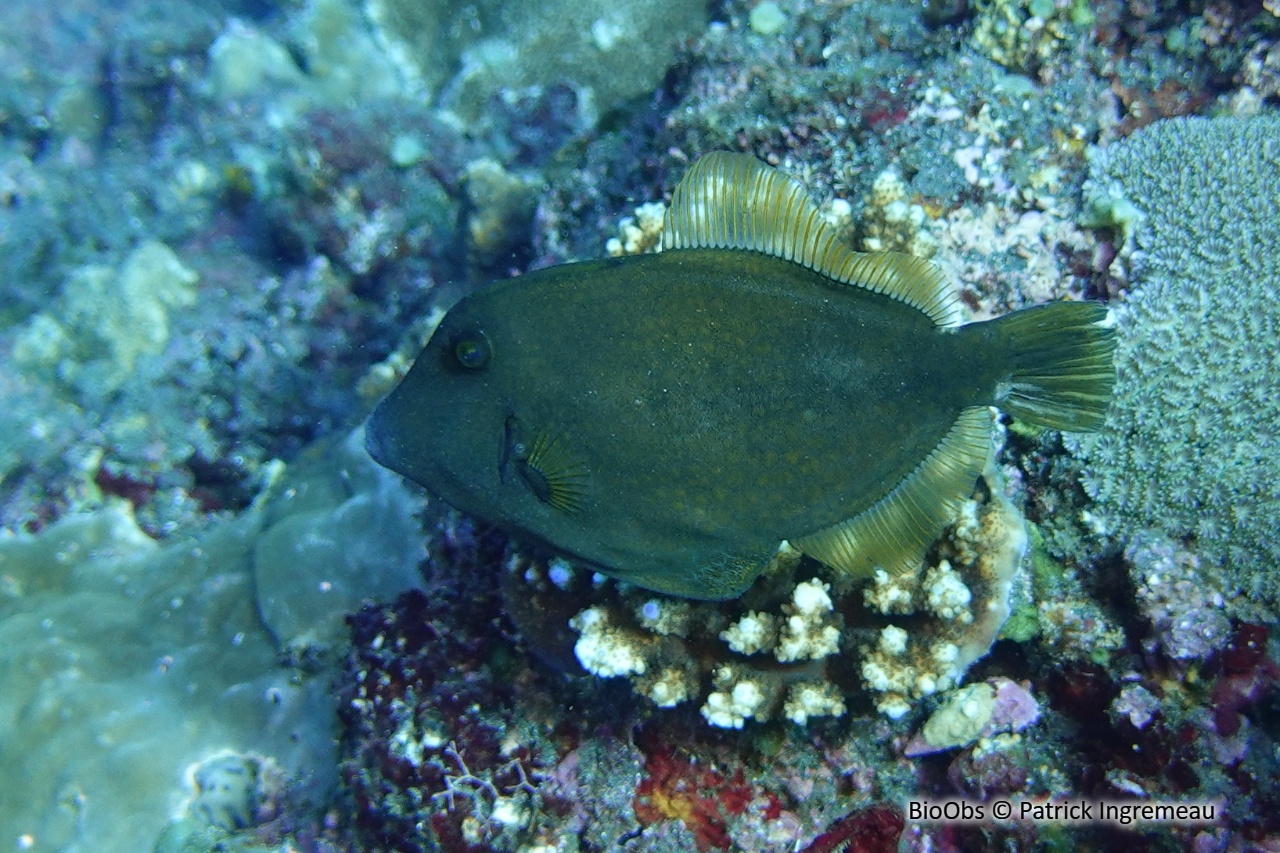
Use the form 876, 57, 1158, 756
520, 430, 587, 513
662, 152, 963, 327
794, 407, 993, 578
988, 302, 1118, 431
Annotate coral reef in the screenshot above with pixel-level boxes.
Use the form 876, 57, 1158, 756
4, 0, 1280, 847
534, 461, 1027, 729
969, 0, 1095, 77
369, 0, 707, 123
1076, 113, 1280, 619
0, 0, 490, 539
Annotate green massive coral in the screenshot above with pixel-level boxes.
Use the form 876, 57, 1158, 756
1077, 113, 1280, 617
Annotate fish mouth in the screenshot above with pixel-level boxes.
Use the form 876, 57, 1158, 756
363, 412, 394, 470
499, 414, 519, 484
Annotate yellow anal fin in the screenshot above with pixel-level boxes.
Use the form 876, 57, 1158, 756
795, 407, 994, 578
661, 151, 962, 327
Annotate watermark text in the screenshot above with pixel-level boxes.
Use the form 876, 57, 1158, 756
906, 798, 1220, 827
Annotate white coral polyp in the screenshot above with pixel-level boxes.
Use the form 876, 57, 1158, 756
784, 683, 847, 724
791, 579, 834, 615
924, 561, 973, 622
701, 680, 766, 729
721, 611, 776, 655
569, 607, 647, 677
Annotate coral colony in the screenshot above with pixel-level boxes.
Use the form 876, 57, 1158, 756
0, 0, 1278, 851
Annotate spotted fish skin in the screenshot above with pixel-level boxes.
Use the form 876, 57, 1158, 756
365, 153, 1115, 599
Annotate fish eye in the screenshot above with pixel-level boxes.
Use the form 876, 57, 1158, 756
451, 333, 490, 370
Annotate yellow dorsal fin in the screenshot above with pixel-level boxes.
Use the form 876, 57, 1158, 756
662, 152, 962, 327
794, 406, 994, 578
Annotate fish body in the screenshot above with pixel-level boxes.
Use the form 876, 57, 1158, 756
366, 153, 1115, 599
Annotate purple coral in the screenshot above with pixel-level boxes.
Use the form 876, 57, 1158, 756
988, 677, 1040, 733
1127, 533, 1231, 662
1110, 682, 1160, 729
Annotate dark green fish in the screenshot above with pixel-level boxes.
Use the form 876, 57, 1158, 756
366, 153, 1115, 599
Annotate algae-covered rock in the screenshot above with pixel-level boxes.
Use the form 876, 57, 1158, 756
372, 0, 708, 121
462, 157, 540, 272
207, 20, 305, 101
0, 503, 318, 852
12, 241, 198, 395
208, 0, 707, 139
293, 0, 419, 103
0, 427, 423, 852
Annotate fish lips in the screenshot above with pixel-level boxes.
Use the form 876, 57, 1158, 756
363, 393, 508, 521
362, 408, 397, 472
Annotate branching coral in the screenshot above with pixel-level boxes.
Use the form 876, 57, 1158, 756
510, 456, 1027, 728
859, 476, 1027, 717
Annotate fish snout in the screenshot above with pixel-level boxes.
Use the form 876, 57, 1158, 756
362, 413, 394, 469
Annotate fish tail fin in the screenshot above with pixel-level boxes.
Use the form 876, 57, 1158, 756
986, 301, 1117, 432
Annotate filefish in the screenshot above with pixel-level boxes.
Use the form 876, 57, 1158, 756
365, 153, 1115, 599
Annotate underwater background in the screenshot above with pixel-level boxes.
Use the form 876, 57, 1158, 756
0, 0, 1277, 851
